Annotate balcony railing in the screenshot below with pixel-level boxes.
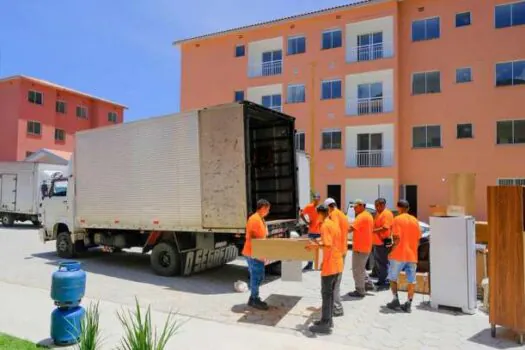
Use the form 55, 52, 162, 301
347, 149, 393, 168
347, 41, 393, 63
347, 96, 393, 116
248, 60, 283, 78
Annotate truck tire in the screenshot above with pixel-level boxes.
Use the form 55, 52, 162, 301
56, 232, 76, 258
1, 214, 14, 227
150, 242, 180, 276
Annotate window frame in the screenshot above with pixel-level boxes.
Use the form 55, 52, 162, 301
456, 67, 473, 83
76, 105, 88, 119
54, 128, 66, 142
235, 45, 245, 57
287, 84, 306, 104
495, 1, 525, 28
498, 178, 525, 186
495, 59, 525, 87
108, 111, 118, 123
321, 28, 343, 50
412, 124, 442, 149
28, 90, 44, 105
234, 90, 244, 102
455, 11, 472, 27
56, 100, 67, 114
412, 71, 441, 95
321, 79, 342, 100
26, 120, 42, 136
321, 129, 342, 150
295, 131, 306, 151
287, 35, 306, 55
456, 123, 474, 139
411, 16, 441, 42
261, 94, 282, 111
496, 119, 525, 144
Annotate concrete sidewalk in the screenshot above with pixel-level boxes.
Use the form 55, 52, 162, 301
0, 281, 365, 350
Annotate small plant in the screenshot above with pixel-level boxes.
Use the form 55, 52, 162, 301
117, 298, 179, 350
78, 302, 102, 350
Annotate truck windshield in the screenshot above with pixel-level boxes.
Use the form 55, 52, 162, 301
51, 180, 68, 197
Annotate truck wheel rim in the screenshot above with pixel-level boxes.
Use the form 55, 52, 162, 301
2, 216, 7, 224
58, 238, 68, 252
159, 252, 171, 268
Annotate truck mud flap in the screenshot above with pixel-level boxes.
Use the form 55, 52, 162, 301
181, 245, 238, 276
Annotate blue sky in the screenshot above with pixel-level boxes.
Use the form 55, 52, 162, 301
0, 0, 350, 121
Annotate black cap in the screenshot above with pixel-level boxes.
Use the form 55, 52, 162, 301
316, 204, 329, 214
397, 199, 410, 209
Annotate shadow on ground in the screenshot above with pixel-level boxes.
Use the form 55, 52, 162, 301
31, 250, 279, 296
231, 294, 301, 327
468, 328, 523, 349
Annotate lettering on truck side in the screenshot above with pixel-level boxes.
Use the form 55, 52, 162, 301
182, 245, 238, 276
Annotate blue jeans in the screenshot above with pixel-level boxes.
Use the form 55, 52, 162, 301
304, 233, 320, 268
388, 260, 417, 284
247, 258, 265, 300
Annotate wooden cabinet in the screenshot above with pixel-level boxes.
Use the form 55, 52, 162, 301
487, 186, 525, 344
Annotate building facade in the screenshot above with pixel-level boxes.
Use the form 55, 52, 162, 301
0, 75, 126, 162
176, 0, 525, 220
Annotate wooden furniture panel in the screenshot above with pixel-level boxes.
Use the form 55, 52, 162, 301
448, 173, 476, 215
487, 186, 525, 343
475, 221, 489, 244
252, 238, 316, 261
398, 272, 430, 295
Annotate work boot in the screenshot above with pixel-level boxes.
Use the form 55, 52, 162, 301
347, 290, 365, 298
386, 298, 401, 310
374, 281, 390, 291
248, 297, 269, 310
309, 321, 333, 334
400, 301, 412, 313
313, 319, 334, 328
365, 282, 376, 292
333, 309, 344, 317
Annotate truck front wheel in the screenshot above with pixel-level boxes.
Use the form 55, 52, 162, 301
151, 242, 180, 277
56, 232, 76, 258
1, 214, 14, 227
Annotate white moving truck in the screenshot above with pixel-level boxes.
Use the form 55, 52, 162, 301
0, 162, 66, 227
40, 102, 305, 276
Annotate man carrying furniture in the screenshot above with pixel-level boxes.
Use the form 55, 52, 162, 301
372, 198, 394, 289
307, 204, 344, 334
386, 199, 422, 313
324, 198, 349, 316
242, 199, 271, 310
301, 192, 321, 271
348, 199, 375, 298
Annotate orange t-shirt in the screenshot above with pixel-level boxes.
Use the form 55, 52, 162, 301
351, 210, 374, 254
330, 208, 349, 255
372, 209, 394, 246
319, 218, 344, 277
302, 202, 320, 233
241, 213, 268, 257
389, 213, 422, 263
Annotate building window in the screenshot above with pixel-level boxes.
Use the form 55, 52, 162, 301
412, 17, 440, 41
356, 32, 384, 61
261, 94, 282, 112
76, 106, 88, 119
287, 84, 305, 103
357, 82, 384, 115
295, 132, 305, 151
497, 120, 525, 144
108, 112, 118, 123
498, 178, 525, 186
26, 151, 34, 158
288, 36, 306, 55
55, 128, 65, 142
496, 60, 525, 87
28, 90, 43, 105
322, 29, 342, 50
235, 45, 245, 57
456, 68, 472, 83
456, 12, 472, 27
27, 121, 41, 136
457, 123, 473, 139
412, 71, 441, 95
321, 129, 342, 150
412, 125, 441, 148
261, 50, 283, 76
56, 100, 66, 114
495, 1, 525, 29
234, 90, 244, 102
321, 79, 342, 100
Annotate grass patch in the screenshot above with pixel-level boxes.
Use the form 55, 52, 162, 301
0, 333, 38, 349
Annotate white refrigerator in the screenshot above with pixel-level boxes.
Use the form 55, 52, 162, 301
429, 216, 477, 314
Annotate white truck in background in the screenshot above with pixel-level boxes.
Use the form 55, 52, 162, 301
40, 102, 308, 276
0, 162, 66, 227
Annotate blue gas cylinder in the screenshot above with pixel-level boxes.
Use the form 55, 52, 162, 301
51, 306, 85, 345
51, 261, 86, 307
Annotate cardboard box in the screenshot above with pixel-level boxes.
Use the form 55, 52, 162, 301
476, 247, 488, 288
397, 271, 430, 295
251, 238, 317, 261
475, 221, 489, 244
429, 204, 466, 217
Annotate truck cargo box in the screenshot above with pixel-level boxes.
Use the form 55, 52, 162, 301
74, 102, 298, 232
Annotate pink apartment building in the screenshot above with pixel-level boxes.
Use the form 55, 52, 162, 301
0, 75, 126, 162
175, 0, 525, 220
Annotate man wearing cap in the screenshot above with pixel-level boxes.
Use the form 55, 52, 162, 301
307, 204, 343, 334
386, 199, 422, 313
301, 192, 321, 271
372, 198, 394, 289
324, 198, 349, 316
348, 199, 375, 298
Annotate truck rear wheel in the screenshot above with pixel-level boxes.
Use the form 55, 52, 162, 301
151, 242, 180, 276
1, 214, 14, 227
56, 232, 76, 258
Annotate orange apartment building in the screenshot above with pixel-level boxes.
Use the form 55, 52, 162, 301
175, 0, 525, 221
0, 75, 126, 162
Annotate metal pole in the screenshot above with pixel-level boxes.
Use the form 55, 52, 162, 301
309, 62, 316, 192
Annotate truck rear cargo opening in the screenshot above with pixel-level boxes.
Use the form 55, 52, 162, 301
40, 102, 308, 277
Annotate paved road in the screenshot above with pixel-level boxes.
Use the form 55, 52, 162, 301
0, 225, 520, 349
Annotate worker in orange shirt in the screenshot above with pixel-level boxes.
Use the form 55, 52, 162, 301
347, 199, 375, 298
301, 192, 321, 271
386, 199, 422, 313
324, 198, 349, 316
307, 204, 343, 334
372, 198, 394, 289
242, 199, 271, 310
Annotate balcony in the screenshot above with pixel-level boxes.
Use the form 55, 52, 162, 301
347, 96, 393, 116
248, 60, 282, 78
347, 42, 393, 63
347, 149, 393, 168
